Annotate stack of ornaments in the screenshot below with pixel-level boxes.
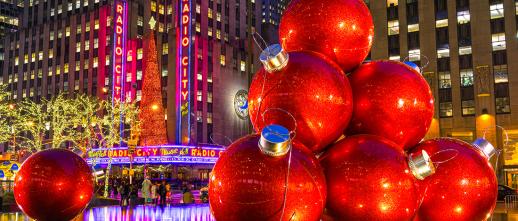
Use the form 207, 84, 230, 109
209, 0, 498, 220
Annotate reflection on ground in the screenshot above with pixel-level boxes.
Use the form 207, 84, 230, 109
0, 204, 215, 221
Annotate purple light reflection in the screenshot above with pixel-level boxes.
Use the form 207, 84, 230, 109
83, 205, 215, 221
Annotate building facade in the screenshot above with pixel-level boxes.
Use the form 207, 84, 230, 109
260, 0, 287, 43
0, 0, 262, 147
366, 0, 518, 187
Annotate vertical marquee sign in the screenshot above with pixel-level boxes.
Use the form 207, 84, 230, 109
113, 0, 128, 140
177, 0, 192, 144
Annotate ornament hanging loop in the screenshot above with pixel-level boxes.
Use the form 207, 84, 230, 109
252, 31, 269, 52
430, 149, 459, 168
261, 107, 298, 140
209, 132, 233, 148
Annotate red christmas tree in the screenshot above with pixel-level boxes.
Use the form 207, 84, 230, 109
138, 25, 168, 146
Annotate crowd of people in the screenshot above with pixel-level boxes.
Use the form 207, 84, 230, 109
97, 177, 207, 206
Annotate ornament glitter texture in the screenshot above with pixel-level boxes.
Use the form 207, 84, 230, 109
320, 135, 420, 221
346, 60, 434, 150
411, 138, 497, 221
249, 45, 353, 153
14, 149, 94, 221
209, 125, 326, 221
279, 0, 374, 73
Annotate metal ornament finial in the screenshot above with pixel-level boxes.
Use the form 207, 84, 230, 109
408, 150, 436, 180
259, 124, 291, 157
259, 44, 289, 73
472, 138, 496, 159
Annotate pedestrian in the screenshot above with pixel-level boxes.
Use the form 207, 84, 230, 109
158, 180, 167, 206
182, 187, 194, 204
141, 177, 152, 204
150, 182, 158, 204
165, 182, 171, 202
120, 181, 127, 206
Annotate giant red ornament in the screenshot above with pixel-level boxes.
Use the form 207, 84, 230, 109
279, 0, 374, 72
346, 60, 434, 150
249, 45, 353, 153
209, 125, 326, 221
14, 149, 94, 221
411, 138, 497, 221
320, 135, 420, 221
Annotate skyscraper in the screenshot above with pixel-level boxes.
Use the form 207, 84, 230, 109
0, 0, 264, 148
366, 0, 518, 186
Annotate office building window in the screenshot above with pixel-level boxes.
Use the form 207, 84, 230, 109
490, 3, 504, 19
406, 0, 418, 24
461, 100, 475, 116
460, 69, 473, 87
492, 33, 506, 51
435, 0, 448, 20
438, 71, 451, 88
388, 20, 399, 35
388, 35, 400, 56
439, 102, 453, 117
494, 65, 510, 114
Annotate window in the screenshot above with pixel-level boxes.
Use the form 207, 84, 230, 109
406, 0, 419, 24
438, 71, 451, 88
461, 100, 475, 116
435, 0, 448, 20
492, 33, 506, 51
388, 35, 400, 56
460, 69, 473, 86
220, 55, 225, 66
197, 90, 202, 101
436, 27, 449, 49
457, 11, 470, 24
408, 24, 419, 32
493, 50, 507, 65
494, 65, 508, 83
240, 61, 246, 72
388, 20, 399, 35
408, 49, 420, 61
491, 18, 505, 33
496, 97, 510, 113
490, 3, 504, 19
439, 102, 453, 117
458, 23, 471, 47
408, 31, 419, 49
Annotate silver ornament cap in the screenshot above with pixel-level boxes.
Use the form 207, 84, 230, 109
259, 124, 291, 157
472, 138, 496, 159
260, 44, 289, 73
408, 150, 436, 180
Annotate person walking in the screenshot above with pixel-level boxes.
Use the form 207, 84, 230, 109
182, 187, 194, 204
120, 181, 128, 206
141, 177, 152, 204
150, 182, 157, 204
158, 181, 167, 206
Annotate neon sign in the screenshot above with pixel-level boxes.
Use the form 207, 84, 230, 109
112, 1, 127, 103
177, 0, 192, 143
86, 145, 224, 165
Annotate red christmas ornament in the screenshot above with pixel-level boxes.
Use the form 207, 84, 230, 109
320, 135, 422, 221
411, 138, 497, 221
209, 125, 327, 221
249, 45, 353, 153
346, 60, 434, 150
279, 0, 373, 72
14, 149, 94, 221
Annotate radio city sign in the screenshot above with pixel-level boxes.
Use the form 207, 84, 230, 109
179, 0, 191, 103
86, 145, 225, 165
112, 1, 127, 103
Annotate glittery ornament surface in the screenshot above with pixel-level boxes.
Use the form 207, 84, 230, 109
411, 138, 497, 221
320, 135, 419, 221
279, 0, 373, 73
346, 60, 434, 150
14, 149, 94, 221
209, 134, 326, 221
249, 51, 353, 153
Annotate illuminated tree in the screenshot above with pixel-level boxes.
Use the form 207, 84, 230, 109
0, 86, 12, 144
138, 27, 168, 146
91, 99, 140, 197
16, 99, 50, 151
